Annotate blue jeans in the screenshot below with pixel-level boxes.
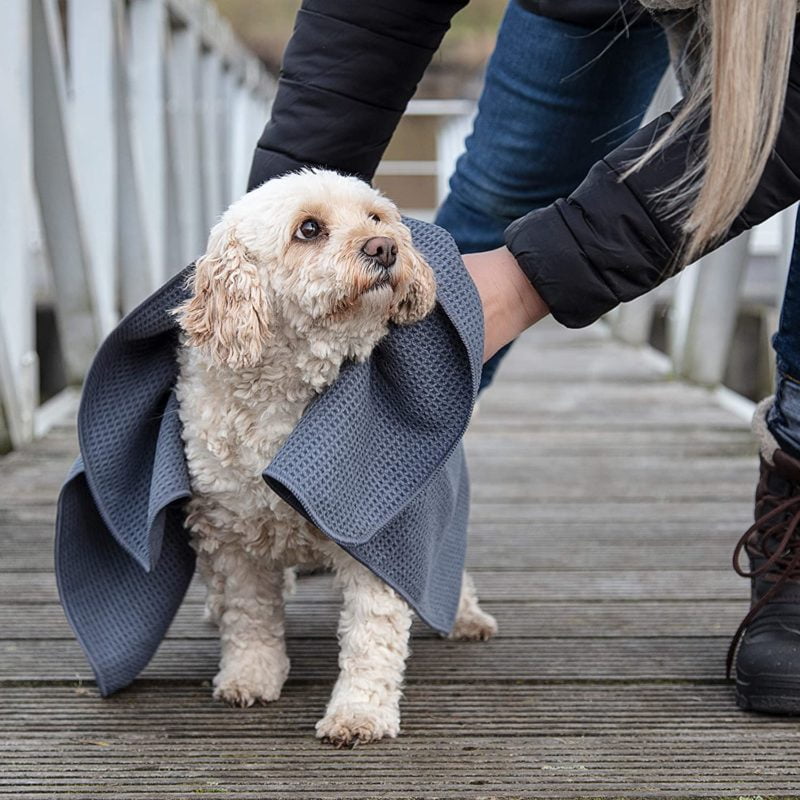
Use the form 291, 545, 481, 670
434, 2, 670, 390
768, 210, 800, 457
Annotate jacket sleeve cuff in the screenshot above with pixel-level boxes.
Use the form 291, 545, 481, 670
504, 203, 622, 329
504, 115, 682, 329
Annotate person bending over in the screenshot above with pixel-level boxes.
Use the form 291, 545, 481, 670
247, 0, 800, 713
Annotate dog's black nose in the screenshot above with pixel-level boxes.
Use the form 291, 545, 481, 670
362, 236, 397, 268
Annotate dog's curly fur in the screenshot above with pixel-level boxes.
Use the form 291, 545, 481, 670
173, 170, 496, 746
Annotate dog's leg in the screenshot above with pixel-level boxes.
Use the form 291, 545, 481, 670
196, 548, 225, 625
448, 571, 498, 641
206, 542, 290, 707
316, 559, 412, 746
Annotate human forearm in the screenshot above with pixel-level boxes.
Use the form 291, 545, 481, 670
462, 247, 550, 363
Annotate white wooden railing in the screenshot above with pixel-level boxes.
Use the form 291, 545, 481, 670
0, 0, 274, 450
1, 24, 791, 450
376, 98, 476, 215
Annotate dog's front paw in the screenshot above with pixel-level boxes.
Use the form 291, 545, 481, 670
448, 607, 498, 641
213, 650, 290, 708
316, 703, 400, 747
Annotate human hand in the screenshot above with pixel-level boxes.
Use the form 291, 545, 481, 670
461, 247, 550, 362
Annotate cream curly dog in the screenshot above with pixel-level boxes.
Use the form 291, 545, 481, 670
173, 170, 496, 746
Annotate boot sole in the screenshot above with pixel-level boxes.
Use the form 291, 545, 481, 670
736, 674, 800, 715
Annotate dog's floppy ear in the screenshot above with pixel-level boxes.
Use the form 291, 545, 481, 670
175, 222, 271, 369
391, 242, 437, 326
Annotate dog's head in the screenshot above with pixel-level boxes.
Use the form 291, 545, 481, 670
174, 169, 436, 370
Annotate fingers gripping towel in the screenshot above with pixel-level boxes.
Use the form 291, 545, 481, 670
55, 219, 484, 696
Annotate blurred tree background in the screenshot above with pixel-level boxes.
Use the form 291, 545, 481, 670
213, 0, 506, 209
213, 0, 506, 97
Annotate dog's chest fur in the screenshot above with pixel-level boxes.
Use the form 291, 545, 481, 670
175, 323, 386, 565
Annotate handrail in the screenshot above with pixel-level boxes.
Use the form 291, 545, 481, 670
0, 0, 274, 450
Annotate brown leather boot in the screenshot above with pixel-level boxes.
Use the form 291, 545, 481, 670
730, 401, 800, 713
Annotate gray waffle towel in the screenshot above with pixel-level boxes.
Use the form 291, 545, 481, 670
55, 219, 483, 696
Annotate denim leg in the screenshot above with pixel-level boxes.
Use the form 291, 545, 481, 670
433, 1, 670, 390
768, 208, 800, 458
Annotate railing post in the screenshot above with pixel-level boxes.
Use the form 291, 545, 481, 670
68, 0, 119, 335
200, 49, 225, 232
229, 77, 253, 201
220, 66, 238, 205
116, 3, 156, 311
610, 297, 660, 347
435, 113, 474, 207
128, 0, 169, 282
0, 1, 37, 448
669, 232, 751, 386
31, 0, 100, 382
167, 22, 204, 267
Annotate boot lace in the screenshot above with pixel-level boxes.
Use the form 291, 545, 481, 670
727, 493, 800, 677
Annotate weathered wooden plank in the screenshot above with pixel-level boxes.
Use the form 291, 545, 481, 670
0, 449, 758, 476
492, 343, 669, 383
0, 785, 796, 800
1, 514, 749, 539
5, 423, 760, 459
1, 435, 754, 467
0, 460, 759, 507
466, 428, 756, 454
0, 534, 744, 571
0, 785, 793, 800
1, 775, 797, 799
0, 507, 56, 528
0, 568, 745, 605
0, 636, 732, 683
2, 732, 800, 799
467, 500, 753, 523
475, 382, 746, 428
465, 452, 755, 471
0, 600, 750, 640
0, 513, 750, 570
0, 499, 752, 534
0, 516, 749, 543
0, 683, 767, 734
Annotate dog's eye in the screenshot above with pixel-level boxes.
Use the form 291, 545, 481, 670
369, 213, 381, 223
295, 219, 322, 240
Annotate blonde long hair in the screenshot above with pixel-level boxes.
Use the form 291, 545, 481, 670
630, 0, 796, 264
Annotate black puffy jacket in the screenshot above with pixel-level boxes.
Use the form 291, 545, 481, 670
248, 0, 800, 328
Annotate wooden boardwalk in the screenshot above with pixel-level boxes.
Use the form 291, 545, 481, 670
3, 320, 799, 799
